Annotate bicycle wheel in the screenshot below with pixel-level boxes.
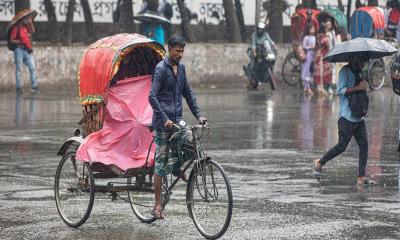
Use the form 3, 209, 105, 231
127, 174, 156, 223
186, 159, 233, 239
54, 151, 95, 228
282, 53, 301, 86
368, 59, 385, 90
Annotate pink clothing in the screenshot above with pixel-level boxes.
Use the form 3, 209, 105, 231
76, 75, 155, 171
314, 33, 332, 85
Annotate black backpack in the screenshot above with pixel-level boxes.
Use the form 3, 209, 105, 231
163, 3, 173, 20
345, 66, 369, 118
6, 26, 18, 51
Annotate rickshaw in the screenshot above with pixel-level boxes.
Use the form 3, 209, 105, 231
54, 33, 233, 240
350, 6, 387, 90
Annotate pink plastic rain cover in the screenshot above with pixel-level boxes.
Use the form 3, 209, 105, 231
76, 75, 155, 171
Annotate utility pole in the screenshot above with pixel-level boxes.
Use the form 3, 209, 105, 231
255, 0, 262, 25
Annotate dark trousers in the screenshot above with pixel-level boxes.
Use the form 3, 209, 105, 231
320, 117, 368, 177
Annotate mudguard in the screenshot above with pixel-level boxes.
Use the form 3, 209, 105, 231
57, 136, 84, 156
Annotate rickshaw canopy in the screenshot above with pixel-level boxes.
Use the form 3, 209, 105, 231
350, 6, 385, 39
291, 8, 320, 43
78, 33, 165, 106
318, 7, 348, 30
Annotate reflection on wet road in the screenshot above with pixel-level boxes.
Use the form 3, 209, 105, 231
1, 88, 400, 239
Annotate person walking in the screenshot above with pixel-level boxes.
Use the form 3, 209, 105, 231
8, 10, 39, 93
313, 55, 372, 185
301, 24, 316, 96
149, 35, 207, 219
314, 23, 332, 96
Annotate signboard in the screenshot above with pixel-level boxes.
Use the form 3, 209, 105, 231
0, 0, 256, 25
0, 0, 388, 26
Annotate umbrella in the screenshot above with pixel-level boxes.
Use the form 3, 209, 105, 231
324, 37, 397, 62
134, 11, 171, 24
6, 9, 37, 32
318, 7, 348, 30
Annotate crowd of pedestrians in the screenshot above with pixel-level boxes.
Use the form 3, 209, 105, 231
301, 19, 346, 96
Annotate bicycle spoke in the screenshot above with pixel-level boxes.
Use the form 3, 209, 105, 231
187, 160, 232, 239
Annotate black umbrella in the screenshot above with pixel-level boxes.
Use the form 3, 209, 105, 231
324, 38, 397, 62
134, 11, 171, 24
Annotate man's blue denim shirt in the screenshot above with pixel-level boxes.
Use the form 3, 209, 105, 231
149, 58, 201, 130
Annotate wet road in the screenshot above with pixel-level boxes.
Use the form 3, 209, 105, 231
1, 86, 400, 239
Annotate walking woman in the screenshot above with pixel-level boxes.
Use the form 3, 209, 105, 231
314, 23, 332, 95
301, 24, 316, 96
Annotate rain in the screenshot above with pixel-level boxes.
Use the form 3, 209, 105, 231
1, 0, 400, 239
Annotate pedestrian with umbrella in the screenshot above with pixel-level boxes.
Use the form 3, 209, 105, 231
313, 38, 397, 185
135, 11, 171, 46
6, 9, 38, 93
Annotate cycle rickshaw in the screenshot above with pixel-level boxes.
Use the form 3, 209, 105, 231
282, 7, 347, 86
350, 6, 387, 90
54, 33, 233, 239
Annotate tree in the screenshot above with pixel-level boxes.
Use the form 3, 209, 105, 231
234, 0, 245, 41
347, 0, 352, 27
64, 0, 75, 45
177, 0, 193, 42
222, 0, 241, 42
14, 0, 30, 13
119, 0, 135, 33
80, 0, 96, 42
368, 0, 378, 6
263, 0, 287, 43
337, 0, 345, 12
147, 0, 158, 12
302, 0, 317, 9
355, 0, 364, 8
44, 0, 60, 43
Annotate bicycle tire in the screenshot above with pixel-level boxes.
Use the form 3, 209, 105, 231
128, 175, 168, 223
282, 52, 301, 86
186, 159, 233, 239
127, 174, 157, 223
54, 151, 95, 228
367, 58, 385, 90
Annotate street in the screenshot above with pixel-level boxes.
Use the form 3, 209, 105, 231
1, 86, 400, 239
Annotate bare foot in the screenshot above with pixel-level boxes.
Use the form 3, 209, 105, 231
152, 206, 164, 219
313, 159, 322, 180
357, 177, 375, 186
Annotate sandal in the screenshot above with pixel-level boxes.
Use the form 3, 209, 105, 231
151, 207, 165, 220
313, 159, 322, 180
357, 178, 376, 186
